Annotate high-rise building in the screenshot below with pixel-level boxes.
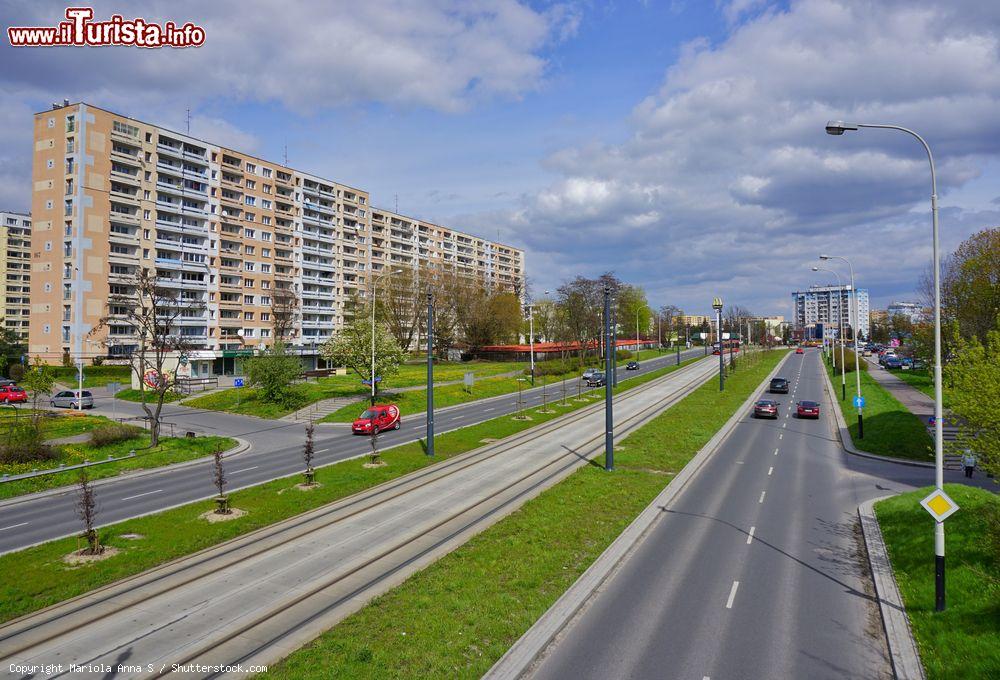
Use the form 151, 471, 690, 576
0, 210, 31, 340
886, 301, 924, 324
28, 102, 524, 374
791, 285, 870, 340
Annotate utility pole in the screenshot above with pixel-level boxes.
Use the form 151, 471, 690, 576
713, 298, 724, 391
604, 285, 614, 471
611, 297, 618, 387
426, 292, 434, 457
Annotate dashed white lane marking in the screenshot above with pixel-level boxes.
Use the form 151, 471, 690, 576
768, 466, 774, 475
317, 448, 331, 453
782, 423, 786, 429
231, 466, 259, 474
759, 491, 766, 504
484, 407, 495, 412
774, 447, 779, 455
778, 433, 783, 440
121, 489, 162, 501
747, 526, 756, 544
0, 522, 28, 531
726, 581, 740, 609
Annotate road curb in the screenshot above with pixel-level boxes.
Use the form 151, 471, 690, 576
858, 495, 926, 680
483, 350, 791, 679
0, 437, 252, 510
821, 361, 933, 468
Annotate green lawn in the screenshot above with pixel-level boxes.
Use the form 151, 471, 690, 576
52, 365, 131, 388
0, 356, 704, 624
827, 363, 933, 462
891, 368, 955, 409
265, 349, 789, 679
876, 486, 1000, 679
114, 388, 186, 403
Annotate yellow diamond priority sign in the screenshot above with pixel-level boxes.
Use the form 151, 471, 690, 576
920, 488, 959, 522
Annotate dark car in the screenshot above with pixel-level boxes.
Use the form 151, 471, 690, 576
884, 356, 903, 370
769, 377, 789, 394
351, 404, 401, 435
753, 399, 779, 419
625, 361, 639, 371
796, 400, 820, 418
587, 371, 606, 387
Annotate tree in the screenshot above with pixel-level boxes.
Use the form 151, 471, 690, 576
556, 276, 602, 360
321, 316, 406, 404
531, 298, 558, 343
213, 445, 229, 514
244, 342, 302, 405
930, 228, 1000, 345
618, 285, 652, 340
271, 287, 299, 343
302, 421, 316, 485
21, 357, 55, 429
92, 268, 201, 446
658, 305, 682, 345
379, 265, 425, 352
76, 471, 101, 555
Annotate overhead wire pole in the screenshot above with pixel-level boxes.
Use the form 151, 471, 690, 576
603, 285, 614, 471
822, 254, 864, 438
826, 120, 946, 610
813, 266, 846, 400
713, 298, 724, 390
426, 292, 434, 457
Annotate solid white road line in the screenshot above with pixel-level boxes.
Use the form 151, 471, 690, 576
747, 526, 756, 544
725, 581, 740, 609
121, 489, 162, 502
231, 466, 259, 474
759, 491, 766, 504
768, 466, 774, 475
0, 522, 28, 532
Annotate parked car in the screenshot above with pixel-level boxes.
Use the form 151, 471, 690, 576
0, 378, 15, 388
753, 399, 779, 419
884, 356, 903, 370
0, 385, 27, 404
352, 403, 401, 435
769, 377, 790, 394
587, 371, 606, 387
796, 400, 820, 418
625, 361, 639, 371
50, 390, 94, 409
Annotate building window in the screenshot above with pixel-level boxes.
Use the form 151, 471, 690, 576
246, 163, 256, 173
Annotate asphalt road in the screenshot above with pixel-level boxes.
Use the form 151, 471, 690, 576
530, 348, 988, 680
0, 348, 705, 554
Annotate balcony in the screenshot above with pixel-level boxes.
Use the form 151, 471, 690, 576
109, 211, 140, 226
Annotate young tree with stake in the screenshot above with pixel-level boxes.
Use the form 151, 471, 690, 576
76, 470, 101, 555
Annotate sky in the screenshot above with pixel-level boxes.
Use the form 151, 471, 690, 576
2, 0, 999, 319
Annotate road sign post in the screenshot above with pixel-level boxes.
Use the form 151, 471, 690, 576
920, 487, 959, 611
234, 377, 244, 408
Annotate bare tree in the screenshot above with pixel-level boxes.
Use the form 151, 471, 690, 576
303, 420, 316, 484
213, 445, 229, 514
369, 427, 381, 466
379, 265, 424, 352
271, 286, 299, 343
92, 268, 202, 446
76, 471, 101, 555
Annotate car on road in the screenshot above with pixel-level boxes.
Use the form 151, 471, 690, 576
0, 385, 27, 404
753, 399, 779, 419
587, 371, 606, 387
795, 347, 804, 354
352, 403, 401, 435
769, 377, 790, 394
50, 389, 94, 409
883, 356, 903, 370
796, 400, 820, 418
625, 361, 639, 371
582, 368, 598, 382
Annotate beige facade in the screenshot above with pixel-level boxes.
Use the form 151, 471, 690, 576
0, 210, 31, 340
29, 102, 525, 368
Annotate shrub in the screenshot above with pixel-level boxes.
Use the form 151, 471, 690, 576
6, 364, 24, 382
832, 349, 867, 373
615, 349, 633, 361
89, 423, 145, 447
531, 358, 586, 377
0, 423, 55, 464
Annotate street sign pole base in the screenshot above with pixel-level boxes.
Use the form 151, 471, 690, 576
935, 554, 945, 611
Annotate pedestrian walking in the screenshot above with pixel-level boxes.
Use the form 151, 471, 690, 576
962, 449, 976, 478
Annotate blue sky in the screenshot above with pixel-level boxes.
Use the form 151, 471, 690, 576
2, 0, 998, 319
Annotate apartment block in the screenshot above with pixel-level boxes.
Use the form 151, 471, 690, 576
28, 102, 524, 374
0, 210, 31, 340
791, 285, 870, 339
886, 301, 925, 324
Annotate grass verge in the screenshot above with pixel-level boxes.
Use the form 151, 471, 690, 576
52, 365, 131, 388
0, 435, 238, 500
263, 350, 789, 679
827, 362, 933, 461
113, 389, 185, 403
876, 485, 1000, 679
0, 356, 704, 624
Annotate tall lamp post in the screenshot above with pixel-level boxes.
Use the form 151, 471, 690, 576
426, 291, 434, 457
826, 120, 946, 610
821, 254, 864, 438
603, 285, 614, 471
635, 310, 640, 368
370, 268, 402, 406
813, 266, 847, 401
525, 302, 536, 386
713, 298, 724, 390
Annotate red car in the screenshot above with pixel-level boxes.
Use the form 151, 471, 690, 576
753, 399, 779, 419
795, 347, 804, 354
796, 400, 820, 418
0, 385, 28, 404
352, 403, 401, 434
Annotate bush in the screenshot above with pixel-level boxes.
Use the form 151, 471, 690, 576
615, 349, 634, 361
532, 358, 586, 377
0, 423, 55, 464
832, 349, 867, 373
6, 364, 24, 382
88, 423, 145, 447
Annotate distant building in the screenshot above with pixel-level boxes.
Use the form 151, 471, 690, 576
0, 210, 31, 340
886, 301, 924, 324
791, 285, 870, 340
870, 309, 888, 325
679, 314, 711, 327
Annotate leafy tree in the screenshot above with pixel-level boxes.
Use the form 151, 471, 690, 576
20, 357, 55, 429
321, 317, 406, 404
618, 285, 652, 340
934, 228, 1000, 345
244, 342, 302, 405
945, 319, 1000, 480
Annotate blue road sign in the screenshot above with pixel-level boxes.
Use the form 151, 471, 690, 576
234, 378, 244, 388
361, 377, 383, 386
854, 395, 865, 408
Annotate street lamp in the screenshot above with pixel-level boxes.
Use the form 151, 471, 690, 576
603, 285, 614, 471
813, 266, 847, 401
635, 310, 640, 368
821, 254, 864, 438
826, 119, 946, 610
370, 268, 402, 406
426, 291, 434, 457
712, 297, 724, 391
524, 290, 550, 387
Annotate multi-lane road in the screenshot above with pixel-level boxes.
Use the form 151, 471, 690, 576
528, 348, 987, 680
0, 348, 704, 554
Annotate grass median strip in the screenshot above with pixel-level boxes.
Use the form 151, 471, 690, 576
263, 349, 787, 679
0, 357, 700, 623
827, 362, 933, 461
875, 485, 1000, 679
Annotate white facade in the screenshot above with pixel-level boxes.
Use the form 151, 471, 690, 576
886, 301, 924, 324
792, 285, 870, 340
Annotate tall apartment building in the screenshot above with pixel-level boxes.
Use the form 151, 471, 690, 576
29, 102, 524, 374
0, 210, 31, 340
886, 301, 924, 324
791, 285, 870, 339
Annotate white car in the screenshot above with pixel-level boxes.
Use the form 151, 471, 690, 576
582, 368, 597, 381
50, 389, 94, 409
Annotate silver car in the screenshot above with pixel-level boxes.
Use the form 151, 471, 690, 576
50, 389, 94, 409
